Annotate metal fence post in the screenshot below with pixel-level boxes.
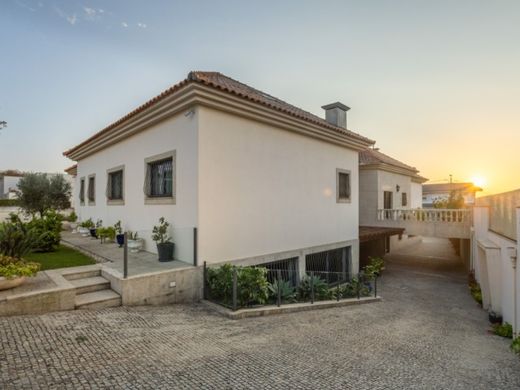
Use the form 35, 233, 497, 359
232, 267, 238, 311
203, 261, 208, 300
336, 273, 340, 301
374, 276, 377, 298
193, 227, 198, 267
310, 271, 314, 304
123, 232, 128, 279
277, 269, 282, 307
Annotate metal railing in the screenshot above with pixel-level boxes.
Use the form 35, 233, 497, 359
203, 262, 378, 311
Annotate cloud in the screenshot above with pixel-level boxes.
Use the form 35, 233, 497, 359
137, 22, 147, 29
15, 0, 36, 12
121, 22, 128, 28
54, 6, 77, 25
84, 7, 96, 16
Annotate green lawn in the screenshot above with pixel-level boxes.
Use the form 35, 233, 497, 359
25, 245, 95, 271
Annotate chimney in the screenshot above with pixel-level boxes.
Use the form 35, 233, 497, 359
321, 102, 350, 129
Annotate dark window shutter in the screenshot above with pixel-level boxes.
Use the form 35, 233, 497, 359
106, 173, 113, 200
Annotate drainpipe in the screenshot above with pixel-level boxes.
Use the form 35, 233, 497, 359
509, 248, 518, 337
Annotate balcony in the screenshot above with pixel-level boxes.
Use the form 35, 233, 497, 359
373, 208, 472, 239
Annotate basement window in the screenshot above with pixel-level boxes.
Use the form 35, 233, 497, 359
336, 169, 351, 203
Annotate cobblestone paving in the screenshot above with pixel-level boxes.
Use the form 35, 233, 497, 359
1, 238, 520, 389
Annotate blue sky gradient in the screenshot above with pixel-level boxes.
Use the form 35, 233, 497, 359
1, 0, 519, 194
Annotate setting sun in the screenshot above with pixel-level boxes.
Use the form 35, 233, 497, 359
471, 176, 487, 188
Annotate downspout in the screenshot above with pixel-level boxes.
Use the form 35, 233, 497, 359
509, 248, 518, 337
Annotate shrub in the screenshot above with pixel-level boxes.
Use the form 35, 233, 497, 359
364, 256, 385, 278
511, 337, 520, 355
268, 279, 297, 303
0, 217, 40, 258
79, 218, 94, 228
64, 211, 78, 222
152, 217, 171, 244
298, 274, 331, 301
16, 173, 71, 217
341, 277, 371, 298
0, 255, 40, 279
0, 199, 20, 207
27, 210, 63, 252
493, 322, 513, 339
98, 226, 116, 241
207, 264, 270, 307
114, 220, 123, 234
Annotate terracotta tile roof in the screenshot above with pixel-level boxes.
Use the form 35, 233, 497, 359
423, 182, 483, 193
64, 164, 78, 175
64, 71, 374, 157
0, 169, 24, 177
359, 148, 418, 172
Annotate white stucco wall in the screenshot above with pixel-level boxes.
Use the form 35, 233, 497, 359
376, 170, 412, 210
197, 106, 360, 264
411, 182, 423, 209
74, 111, 198, 262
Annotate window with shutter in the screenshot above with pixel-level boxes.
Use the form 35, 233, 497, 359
79, 178, 85, 204
107, 168, 124, 203
87, 175, 95, 204
144, 151, 176, 204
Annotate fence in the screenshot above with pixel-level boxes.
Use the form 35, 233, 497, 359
203, 262, 378, 311
377, 208, 471, 223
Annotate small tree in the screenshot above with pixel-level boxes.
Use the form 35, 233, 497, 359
16, 173, 71, 217
433, 190, 465, 209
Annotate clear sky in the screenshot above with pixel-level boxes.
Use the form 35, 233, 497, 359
1, 0, 519, 195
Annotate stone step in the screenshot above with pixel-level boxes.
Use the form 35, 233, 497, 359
75, 290, 122, 310
63, 268, 101, 281
70, 276, 110, 295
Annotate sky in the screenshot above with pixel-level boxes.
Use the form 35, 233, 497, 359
1, 0, 519, 196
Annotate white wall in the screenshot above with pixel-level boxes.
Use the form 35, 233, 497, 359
411, 182, 423, 209
197, 106, 360, 264
376, 170, 412, 210
75, 111, 198, 262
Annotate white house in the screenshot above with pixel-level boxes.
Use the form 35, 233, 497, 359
0, 170, 24, 199
64, 71, 375, 277
422, 182, 482, 208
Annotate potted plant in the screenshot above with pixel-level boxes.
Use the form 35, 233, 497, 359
67, 211, 78, 232
98, 226, 116, 243
90, 219, 102, 239
152, 217, 174, 262
0, 255, 40, 291
114, 221, 125, 247
127, 231, 143, 253
79, 218, 94, 236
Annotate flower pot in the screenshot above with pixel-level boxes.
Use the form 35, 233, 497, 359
127, 239, 143, 253
78, 227, 90, 236
157, 242, 174, 262
489, 311, 503, 324
0, 276, 26, 291
70, 222, 78, 232
89, 228, 98, 239
116, 234, 125, 247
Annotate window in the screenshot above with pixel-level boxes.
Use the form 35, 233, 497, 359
402, 192, 408, 207
87, 175, 95, 204
336, 169, 351, 203
79, 178, 85, 204
144, 150, 176, 204
106, 166, 124, 205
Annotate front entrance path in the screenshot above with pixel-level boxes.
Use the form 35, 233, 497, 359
1, 238, 519, 389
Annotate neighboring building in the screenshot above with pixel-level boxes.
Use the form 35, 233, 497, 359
358, 148, 428, 264
0, 170, 24, 199
63, 71, 375, 277
422, 182, 482, 208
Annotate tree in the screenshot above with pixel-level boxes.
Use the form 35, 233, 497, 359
433, 190, 465, 209
16, 173, 71, 217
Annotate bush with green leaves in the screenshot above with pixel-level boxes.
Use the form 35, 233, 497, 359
0, 255, 40, 279
493, 322, 513, 338
27, 210, 63, 252
268, 279, 297, 303
114, 220, 123, 234
64, 211, 78, 222
0, 216, 40, 258
298, 274, 331, 301
207, 264, 270, 308
16, 173, 71, 217
364, 256, 385, 278
152, 217, 171, 243
79, 218, 94, 228
98, 226, 116, 241
340, 277, 371, 298
511, 337, 520, 355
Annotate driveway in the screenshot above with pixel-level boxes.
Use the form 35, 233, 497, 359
1, 238, 519, 389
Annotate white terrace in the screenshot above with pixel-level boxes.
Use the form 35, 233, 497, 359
373, 208, 472, 239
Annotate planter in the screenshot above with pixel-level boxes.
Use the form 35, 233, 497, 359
489, 311, 503, 324
89, 228, 98, 239
116, 234, 125, 247
0, 276, 26, 291
157, 242, 175, 262
127, 239, 143, 253
70, 222, 78, 232
78, 227, 90, 237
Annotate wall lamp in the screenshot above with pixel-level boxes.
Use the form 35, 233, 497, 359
396, 185, 400, 192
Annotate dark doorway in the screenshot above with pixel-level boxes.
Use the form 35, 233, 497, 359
384, 191, 393, 218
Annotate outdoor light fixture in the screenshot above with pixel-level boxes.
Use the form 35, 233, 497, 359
396, 185, 400, 192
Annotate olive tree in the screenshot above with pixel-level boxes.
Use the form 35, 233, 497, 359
16, 173, 71, 217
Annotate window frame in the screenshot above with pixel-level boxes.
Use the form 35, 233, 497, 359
144, 150, 176, 205
402, 192, 408, 207
336, 168, 351, 203
106, 165, 125, 206
79, 177, 85, 205
87, 174, 96, 205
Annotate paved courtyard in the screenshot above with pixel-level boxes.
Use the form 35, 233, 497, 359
1, 238, 520, 389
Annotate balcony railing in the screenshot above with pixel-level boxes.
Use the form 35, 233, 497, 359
377, 208, 472, 224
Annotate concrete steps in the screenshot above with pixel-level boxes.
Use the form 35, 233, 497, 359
64, 268, 122, 310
